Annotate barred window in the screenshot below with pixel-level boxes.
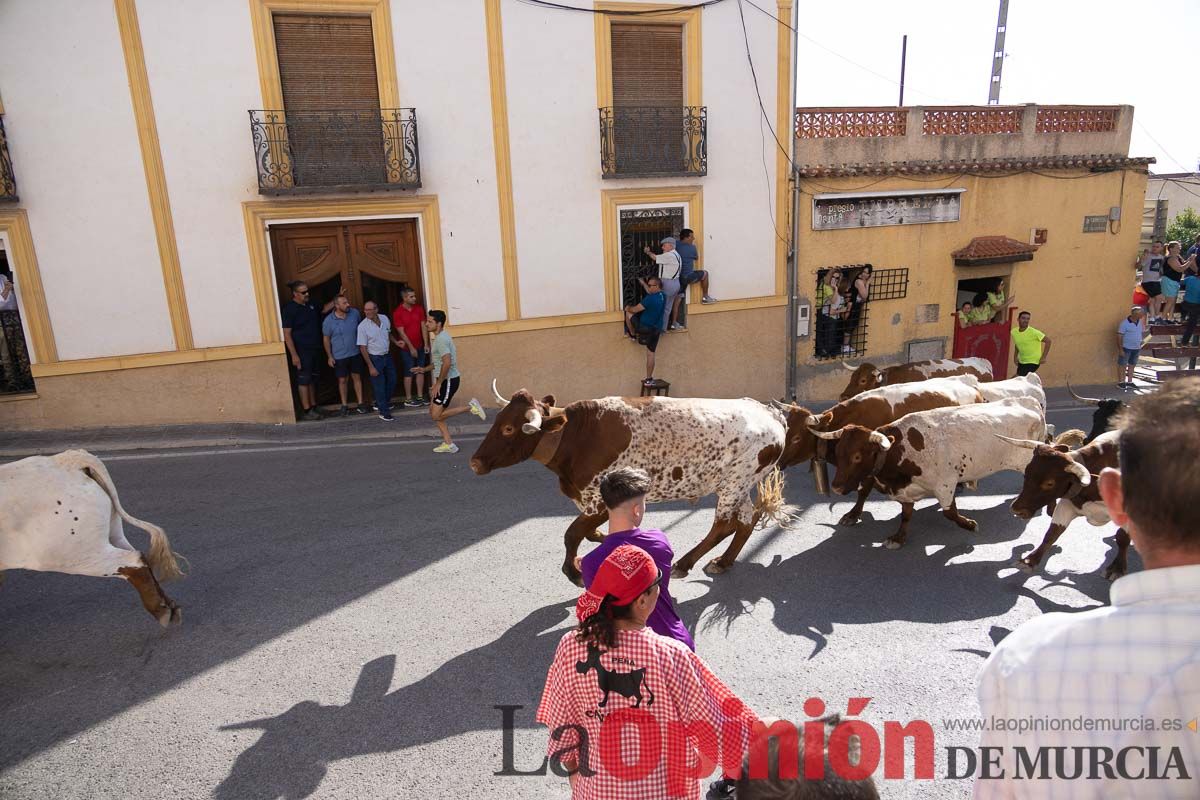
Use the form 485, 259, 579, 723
813, 266, 909, 361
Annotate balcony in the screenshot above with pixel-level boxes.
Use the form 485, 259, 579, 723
249, 108, 420, 194
599, 106, 706, 179
0, 117, 17, 202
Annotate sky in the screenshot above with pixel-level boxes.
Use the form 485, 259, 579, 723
793, 0, 1199, 174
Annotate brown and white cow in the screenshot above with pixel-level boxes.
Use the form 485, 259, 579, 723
816, 397, 1046, 548
797, 375, 986, 499
469, 383, 803, 584
999, 430, 1129, 580
0, 450, 184, 626
838, 357, 993, 401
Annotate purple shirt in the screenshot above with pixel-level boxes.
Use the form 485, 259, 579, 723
580, 528, 695, 651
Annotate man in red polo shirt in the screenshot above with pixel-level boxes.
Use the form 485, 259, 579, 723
392, 287, 430, 407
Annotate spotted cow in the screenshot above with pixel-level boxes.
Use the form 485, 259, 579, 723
0, 450, 184, 626
838, 357, 993, 401
1001, 430, 1128, 580
797, 375, 986, 502
817, 397, 1046, 548
469, 383, 804, 584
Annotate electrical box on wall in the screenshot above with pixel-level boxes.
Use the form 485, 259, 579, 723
1109, 206, 1121, 221
797, 302, 811, 337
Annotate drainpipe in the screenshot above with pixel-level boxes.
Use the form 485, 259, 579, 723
785, 0, 801, 402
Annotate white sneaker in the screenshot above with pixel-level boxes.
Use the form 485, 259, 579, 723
841, 345, 854, 354
669, 322, 686, 331
433, 442, 459, 454
701, 295, 717, 304
468, 398, 486, 421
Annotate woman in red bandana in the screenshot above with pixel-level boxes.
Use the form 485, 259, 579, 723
537, 544, 760, 799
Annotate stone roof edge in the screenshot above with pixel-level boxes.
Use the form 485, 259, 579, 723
795, 154, 1156, 178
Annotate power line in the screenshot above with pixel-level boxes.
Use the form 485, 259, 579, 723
512, 0, 726, 15
1134, 119, 1190, 173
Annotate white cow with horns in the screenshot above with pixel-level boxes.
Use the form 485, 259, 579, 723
0, 450, 184, 626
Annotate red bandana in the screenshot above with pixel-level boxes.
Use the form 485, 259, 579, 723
575, 544, 659, 623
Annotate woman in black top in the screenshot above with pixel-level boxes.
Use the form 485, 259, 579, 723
1161, 242, 1196, 323
841, 265, 872, 355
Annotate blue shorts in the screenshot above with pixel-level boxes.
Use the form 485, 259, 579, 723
1161, 276, 1180, 298
1118, 348, 1140, 366
400, 347, 428, 375
680, 270, 707, 288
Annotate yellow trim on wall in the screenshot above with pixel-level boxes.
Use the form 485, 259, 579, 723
689, 295, 787, 315
484, 0, 521, 320
241, 195, 447, 344
774, 0, 794, 297
0, 209, 56, 364
599, 185, 703, 312
247, 0, 400, 110
593, 2, 702, 109
30, 343, 285, 378
114, 0, 193, 351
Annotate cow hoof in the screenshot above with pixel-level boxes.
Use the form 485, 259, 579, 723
837, 513, 861, 526
156, 604, 182, 627
883, 538, 903, 550
1016, 558, 1037, 574
960, 518, 978, 532
670, 563, 690, 579
703, 559, 729, 575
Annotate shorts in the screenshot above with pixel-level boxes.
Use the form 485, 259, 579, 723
400, 347, 428, 375
1118, 348, 1140, 366
635, 324, 661, 353
333, 353, 365, 378
1016, 363, 1040, 376
433, 375, 461, 406
1142, 281, 1162, 298
680, 270, 707, 288
1160, 276, 1180, 298
295, 348, 321, 386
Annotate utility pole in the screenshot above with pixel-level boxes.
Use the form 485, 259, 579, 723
898, 34, 907, 106
988, 0, 1009, 104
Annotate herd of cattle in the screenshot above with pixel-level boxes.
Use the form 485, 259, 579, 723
0, 358, 1130, 626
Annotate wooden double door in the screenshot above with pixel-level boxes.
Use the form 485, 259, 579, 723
271, 219, 424, 406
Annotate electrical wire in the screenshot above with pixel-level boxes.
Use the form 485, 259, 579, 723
512, 0, 726, 15
1134, 119, 1191, 174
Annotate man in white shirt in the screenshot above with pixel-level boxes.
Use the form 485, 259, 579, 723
975, 380, 1200, 799
643, 237, 683, 331
356, 301, 403, 422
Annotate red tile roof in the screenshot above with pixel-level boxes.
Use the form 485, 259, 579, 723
795, 154, 1154, 178
952, 236, 1039, 265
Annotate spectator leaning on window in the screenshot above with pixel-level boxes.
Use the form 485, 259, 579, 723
643, 237, 683, 331
1010, 310, 1050, 376
668, 228, 716, 330
814, 269, 846, 358
281, 280, 339, 421
1116, 305, 1149, 390
841, 264, 872, 355
321, 295, 368, 416
975, 380, 1200, 800
624, 276, 666, 387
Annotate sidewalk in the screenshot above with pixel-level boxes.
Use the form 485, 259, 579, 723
0, 381, 1146, 460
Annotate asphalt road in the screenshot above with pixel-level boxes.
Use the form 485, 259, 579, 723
0, 408, 1133, 799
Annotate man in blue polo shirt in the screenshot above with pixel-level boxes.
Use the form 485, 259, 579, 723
669, 228, 717, 330
624, 277, 666, 387
322, 295, 368, 416
1116, 306, 1148, 389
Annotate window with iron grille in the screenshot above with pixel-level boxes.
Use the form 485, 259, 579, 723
813, 266, 909, 360
619, 207, 686, 333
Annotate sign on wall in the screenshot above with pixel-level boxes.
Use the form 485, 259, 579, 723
812, 190, 963, 231
1082, 215, 1108, 233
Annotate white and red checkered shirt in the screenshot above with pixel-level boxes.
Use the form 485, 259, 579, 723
537, 626, 759, 800
975, 564, 1200, 799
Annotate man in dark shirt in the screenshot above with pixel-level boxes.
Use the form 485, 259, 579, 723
669, 228, 716, 330
624, 277, 666, 387
281, 280, 338, 421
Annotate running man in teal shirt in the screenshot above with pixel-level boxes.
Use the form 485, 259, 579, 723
410, 309, 485, 453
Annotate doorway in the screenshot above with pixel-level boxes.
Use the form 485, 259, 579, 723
619, 206, 686, 331
952, 274, 1013, 380
270, 219, 423, 407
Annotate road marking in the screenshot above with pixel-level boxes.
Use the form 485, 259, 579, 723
88, 435, 490, 462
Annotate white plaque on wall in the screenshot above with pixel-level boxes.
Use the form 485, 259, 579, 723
812, 189, 964, 231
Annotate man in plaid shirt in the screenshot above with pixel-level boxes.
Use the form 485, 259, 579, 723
975, 380, 1200, 799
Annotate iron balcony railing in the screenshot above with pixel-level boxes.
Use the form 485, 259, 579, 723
599, 106, 707, 179
0, 117, 17, 202
249, 108, 420, 194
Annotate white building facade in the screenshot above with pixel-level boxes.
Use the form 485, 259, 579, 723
0, 0, 796, 428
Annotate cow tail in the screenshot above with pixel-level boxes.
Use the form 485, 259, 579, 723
753, 467, 800, 530
58, 450, 186, 582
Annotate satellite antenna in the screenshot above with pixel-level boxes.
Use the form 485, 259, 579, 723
988, 0, 1009, 104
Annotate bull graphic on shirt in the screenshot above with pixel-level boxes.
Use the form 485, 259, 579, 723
575, 644, 655, 708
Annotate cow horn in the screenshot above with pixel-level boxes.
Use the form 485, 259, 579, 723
812, 427, 844, 441
1065, 461, 1092, 486
1066, 381, 1101, 407
770, 399, 792, 412
868, 431, 892, 451
491, 378, 510, 408
994, 433, 1042, 450
522, 408, 543, 434
841, 360, 857, 371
